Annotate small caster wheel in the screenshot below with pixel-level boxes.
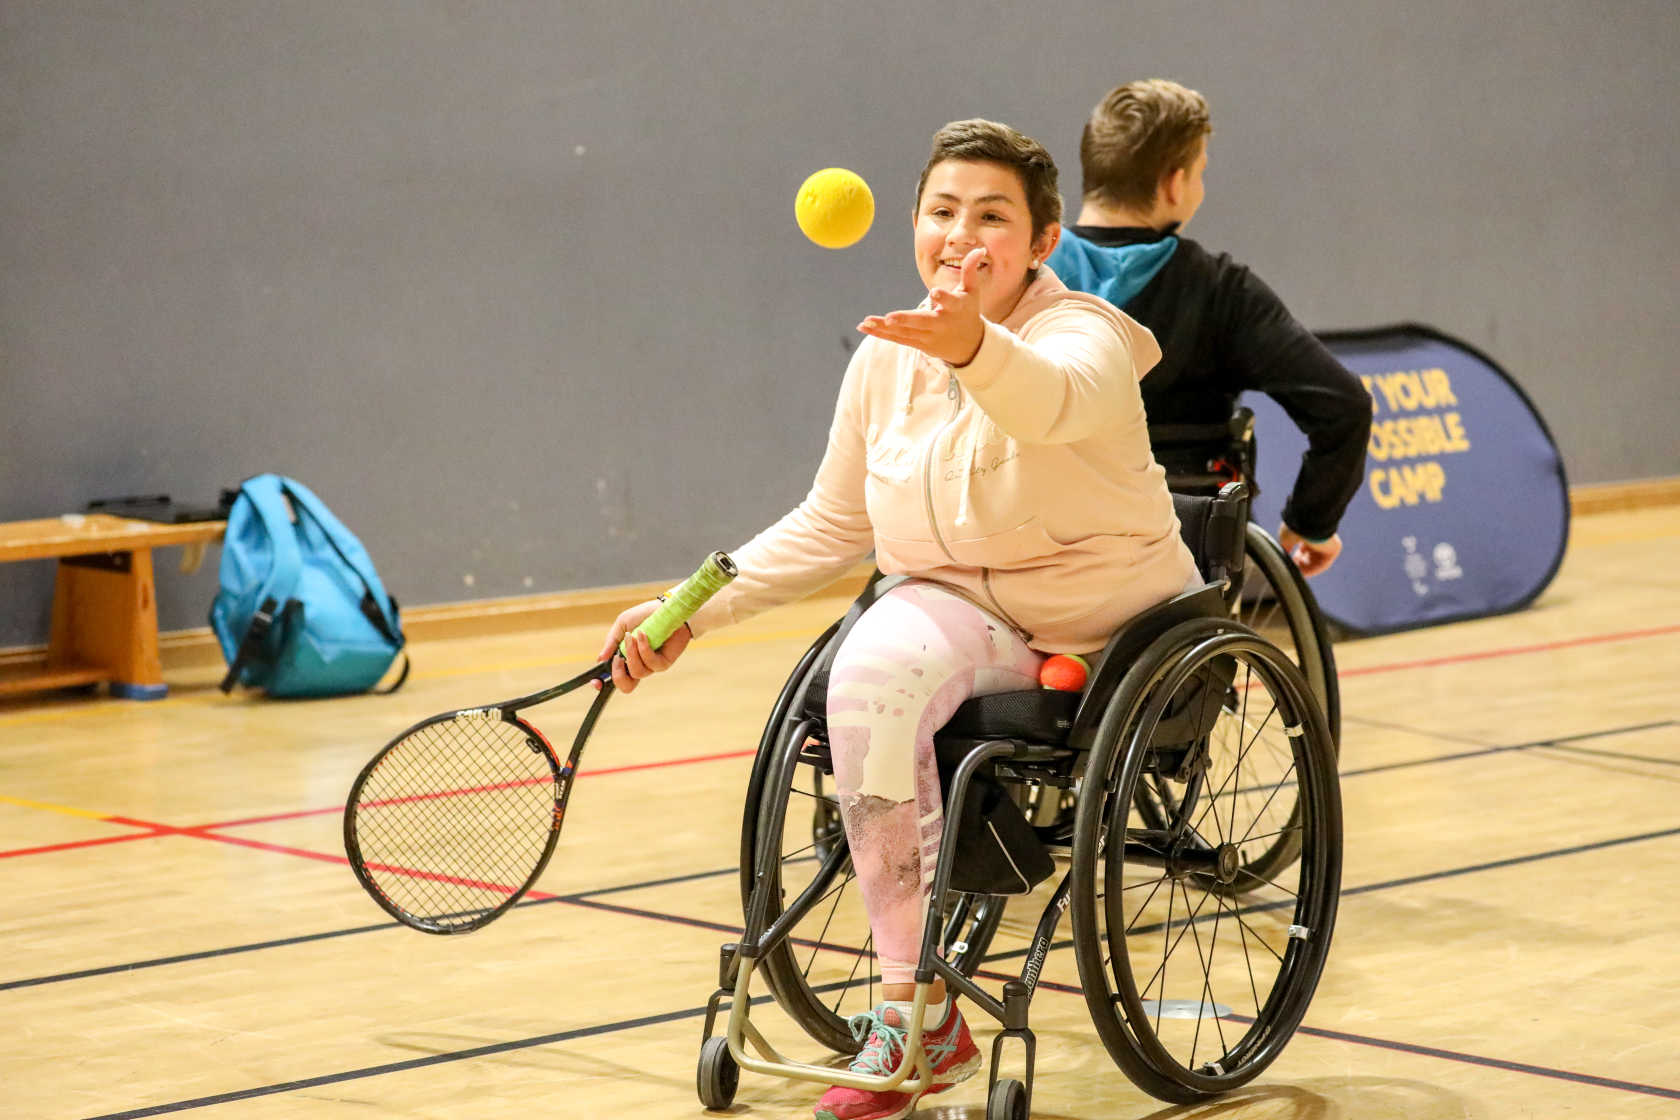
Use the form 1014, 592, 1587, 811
697, 1035, 739, 1110
988, 1077, 1028, 1120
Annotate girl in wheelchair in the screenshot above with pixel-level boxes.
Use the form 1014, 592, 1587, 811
599, 119, 1208, 1120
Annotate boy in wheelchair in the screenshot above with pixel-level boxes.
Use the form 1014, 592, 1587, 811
600, 120, 1338, 1120
1046, 79, 1372, 576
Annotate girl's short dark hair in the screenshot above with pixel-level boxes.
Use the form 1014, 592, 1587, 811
915, 119, 1063, 239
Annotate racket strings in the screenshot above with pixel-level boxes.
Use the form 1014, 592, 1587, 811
352, 716, 559, 930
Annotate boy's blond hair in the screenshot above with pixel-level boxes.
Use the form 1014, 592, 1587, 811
1079, 79, 1211, 210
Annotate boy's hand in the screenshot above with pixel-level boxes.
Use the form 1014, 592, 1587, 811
857, 247, 989, 366
595, 599, 693, 694
1277, 526, 1343, 577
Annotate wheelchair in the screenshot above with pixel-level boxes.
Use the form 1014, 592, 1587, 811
697, 482, 1343, 1116
1149, 407, 1342, 748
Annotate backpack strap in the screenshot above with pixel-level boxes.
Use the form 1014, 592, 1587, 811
218, 475, 304, 693
370, 652, 412, 694
274, 477, 405, 648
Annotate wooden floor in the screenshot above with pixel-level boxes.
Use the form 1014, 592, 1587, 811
3, 506, 1677, 1119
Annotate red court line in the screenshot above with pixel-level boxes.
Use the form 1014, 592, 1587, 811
1339, 622, 1680, 679
199, 747, 760, 831
354, 775, 548, 812
3, 622, 1672, 864
182, 828, 560, 901
0, 829, 169, 861
575, 747, 757, 779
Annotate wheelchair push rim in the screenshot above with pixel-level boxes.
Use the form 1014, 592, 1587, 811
1237, 523, 1341, 748
1071, 619, 1342, 1102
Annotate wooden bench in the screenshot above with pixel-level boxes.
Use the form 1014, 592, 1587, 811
0, 514, 226, 700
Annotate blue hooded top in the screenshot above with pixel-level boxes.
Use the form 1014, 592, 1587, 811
1045, 229, 1179, 309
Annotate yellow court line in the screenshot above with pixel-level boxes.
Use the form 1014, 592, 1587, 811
0, 621, 835, 729
0, 792, 114, 821
407, 623, 833, 683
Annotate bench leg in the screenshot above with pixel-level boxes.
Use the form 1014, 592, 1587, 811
46, 549, 168, 700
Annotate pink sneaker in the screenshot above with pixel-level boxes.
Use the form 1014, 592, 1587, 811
814, 1001, 982, 1120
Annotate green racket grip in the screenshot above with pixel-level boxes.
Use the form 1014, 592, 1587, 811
622, 551, 738, 654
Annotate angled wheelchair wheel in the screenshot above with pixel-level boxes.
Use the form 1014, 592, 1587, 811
737, 628, 1004, 1053
1200, 524, 1341, 887
1071, 617, 1341, 1102
1237, 523, 1341, 746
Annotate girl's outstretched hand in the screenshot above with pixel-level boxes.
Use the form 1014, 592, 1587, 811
858, 247, 989, 366
595, 599, 693, 693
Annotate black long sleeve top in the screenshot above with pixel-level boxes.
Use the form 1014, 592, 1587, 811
1068, 224, 1372, 541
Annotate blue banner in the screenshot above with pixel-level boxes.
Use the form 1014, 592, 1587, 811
1246, 323, 1569, 635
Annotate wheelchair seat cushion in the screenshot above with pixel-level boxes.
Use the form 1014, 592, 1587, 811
938, 688, 1078, 742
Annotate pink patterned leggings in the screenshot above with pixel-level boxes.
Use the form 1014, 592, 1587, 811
825, 580, 1045, 984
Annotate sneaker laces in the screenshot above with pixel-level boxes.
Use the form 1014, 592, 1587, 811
845, 1007, 910, 1077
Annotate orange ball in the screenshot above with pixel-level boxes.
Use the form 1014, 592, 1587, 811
1039, 654, 1090, 692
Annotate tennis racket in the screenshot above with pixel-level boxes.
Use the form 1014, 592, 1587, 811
343, 551, 737, 934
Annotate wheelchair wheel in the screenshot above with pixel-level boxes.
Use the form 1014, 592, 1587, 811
738, 631, 1005, 1053
1236, 524, 1341, 746
1071, 617, 1341, 1102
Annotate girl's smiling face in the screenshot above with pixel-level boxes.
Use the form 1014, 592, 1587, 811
913, 159, 1059, 322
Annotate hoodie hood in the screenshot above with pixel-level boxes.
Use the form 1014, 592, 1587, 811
1044, 231, 1179, 309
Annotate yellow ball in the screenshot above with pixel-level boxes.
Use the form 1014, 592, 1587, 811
795, 167, 874, 249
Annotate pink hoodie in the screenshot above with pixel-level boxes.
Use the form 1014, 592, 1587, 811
687, 267, 1198, 653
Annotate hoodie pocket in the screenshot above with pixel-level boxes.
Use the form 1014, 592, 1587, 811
941, 517, 1060, 569
872, 531, 951, 573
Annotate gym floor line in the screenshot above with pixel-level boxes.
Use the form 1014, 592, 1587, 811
72, 816, 1680, 1120
8, 773, 1676, 993
0, 612, 1674, 735
980, 974, 1680, 1104
2, 712, 1667, 871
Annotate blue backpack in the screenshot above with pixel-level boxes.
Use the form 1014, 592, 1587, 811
211, 474, 408, 698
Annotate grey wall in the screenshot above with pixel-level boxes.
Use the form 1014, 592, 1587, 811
3, 1, 1676, 647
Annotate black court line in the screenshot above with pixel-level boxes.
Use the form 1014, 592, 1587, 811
1338, 713, 1499, 749
10, 719, 1675, 994
86, 868, 1680, 1120
974, 820, 1680, 970
1335, 718, 1676, 781
66, 824, 1680, 1116
1288, 1021, 1680, 1101
79, 1002, 722, 1120
0, 923, 396, 992
1543, 742, 1680, 768
983, 973, 1680, 1102
0, 861, 743, 993
1337, 822, 1680, 897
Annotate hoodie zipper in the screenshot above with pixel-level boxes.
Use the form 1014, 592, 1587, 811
920, 372, 1034, 642
921, 375, 961, 563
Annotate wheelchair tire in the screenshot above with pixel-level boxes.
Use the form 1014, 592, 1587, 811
1071, 617, 1341, 1102
987, 1078, 1028, 1120
696, 1036, 739, 1110
1191, 524, 1341, 889
737, 627, 1005, 1054
1238, 523, 1342, 746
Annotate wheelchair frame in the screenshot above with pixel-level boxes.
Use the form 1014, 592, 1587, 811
1152, 407, 1342, 745
698, 482, 1344, 1117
